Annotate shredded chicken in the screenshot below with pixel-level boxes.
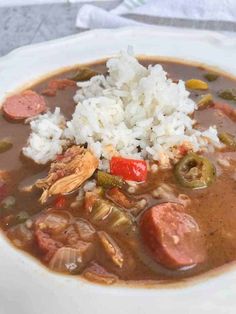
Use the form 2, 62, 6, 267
36, 146, 98, 203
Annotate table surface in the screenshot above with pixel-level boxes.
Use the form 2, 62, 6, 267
1, 1, 236, 57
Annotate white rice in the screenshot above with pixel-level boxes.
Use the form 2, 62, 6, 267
83, 179, 97, 192
23, 50, 221, 168
23, 108, 67, 164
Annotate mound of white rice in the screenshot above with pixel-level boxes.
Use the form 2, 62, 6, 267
23, 50, 221, 169
23, 108, 67, 164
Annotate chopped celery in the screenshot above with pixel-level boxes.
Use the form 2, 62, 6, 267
218, 89, 236, 101
197, 93, 213, 109
89, 199, 135, 234
219, 132, 236, 148
204, 73, 219, 82
97, 171, 124, 188
72, 67, 97, 82
0, 140, 12, 153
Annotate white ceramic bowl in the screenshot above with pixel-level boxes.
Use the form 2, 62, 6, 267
0, 26, 236, 314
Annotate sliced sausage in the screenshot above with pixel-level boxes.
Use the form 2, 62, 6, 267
2, 90, 46, 120
140, 202, 206, 269
35, 229, 63, 261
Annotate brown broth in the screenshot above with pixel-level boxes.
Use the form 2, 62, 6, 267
0, 59, 235, 285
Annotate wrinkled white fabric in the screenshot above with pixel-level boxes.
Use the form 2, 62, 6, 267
0, 0, 103, 6
76, 0, 236, 29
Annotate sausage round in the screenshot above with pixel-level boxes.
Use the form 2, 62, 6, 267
140, 202, 206, 269
2, 90, 46, 120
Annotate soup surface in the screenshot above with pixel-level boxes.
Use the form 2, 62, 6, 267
0, 57, 235, 286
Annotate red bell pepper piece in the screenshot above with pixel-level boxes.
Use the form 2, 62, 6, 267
178, 144, 189, 156
56, 154, 64, 161
110, 157, 147, 182
54, 195, 66, 209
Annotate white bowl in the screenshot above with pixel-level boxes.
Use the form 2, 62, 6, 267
0, 26, 236, 314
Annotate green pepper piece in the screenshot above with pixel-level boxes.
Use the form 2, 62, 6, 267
218, 89, 236, 101
174, 153, 216, 189
97, 171, 124, 188
204, 73, 219, 82
1, 196, 16, 209
16, 211, 30, 223
0, 140, 12, 153
71, 67, 97, 82
219, 132, 236, 149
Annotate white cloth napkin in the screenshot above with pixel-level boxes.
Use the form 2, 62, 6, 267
76, 0, 236, 29
0, 0, 108, 7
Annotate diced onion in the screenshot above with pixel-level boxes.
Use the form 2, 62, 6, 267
49, 243, 93, 273
75, 219, 95, 242
36, 210, 72, 235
